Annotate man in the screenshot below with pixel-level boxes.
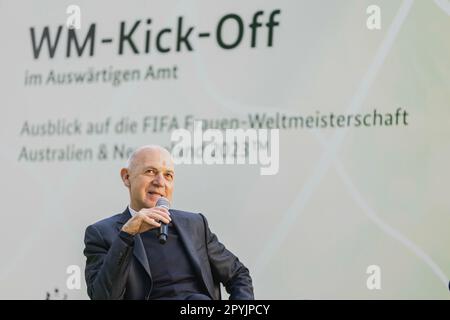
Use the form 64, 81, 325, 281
83, 145, 254, 300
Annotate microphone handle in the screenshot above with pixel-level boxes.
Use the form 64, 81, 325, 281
158, 224, 168, 244
158, 205, 169, 244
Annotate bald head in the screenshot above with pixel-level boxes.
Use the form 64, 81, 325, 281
126, 145, 174, 173
121, 145, 175, 210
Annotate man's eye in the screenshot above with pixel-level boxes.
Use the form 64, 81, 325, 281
146, 169, 155, 174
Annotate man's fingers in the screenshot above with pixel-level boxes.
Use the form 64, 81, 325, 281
137, 208, 171, 225
138, 210, 170, 224
140, 207, 170, 218
146, 208, 171, 222
149, 212, 171, 224
153, 207, 170, 217
143, 215, 161, 227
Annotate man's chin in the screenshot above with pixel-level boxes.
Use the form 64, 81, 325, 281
145, 193, 161, 202
144, 194, 160, 207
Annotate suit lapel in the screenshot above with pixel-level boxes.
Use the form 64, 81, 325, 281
172, 211, 215, 299
116, 208, 152, 280
132, 234, 151, 279
115, 208, 214, 297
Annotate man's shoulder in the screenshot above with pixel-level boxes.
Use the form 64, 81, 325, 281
87, 210, 128, 233
170, 209, 209, 226
86, 208, 207, 233
170, 208, 204, 219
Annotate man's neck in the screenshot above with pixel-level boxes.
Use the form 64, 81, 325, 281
128, 205, 139, 217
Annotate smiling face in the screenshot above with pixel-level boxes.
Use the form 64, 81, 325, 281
121, 146, 174, 211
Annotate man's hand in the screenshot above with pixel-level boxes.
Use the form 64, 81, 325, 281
121, 207, 171, 235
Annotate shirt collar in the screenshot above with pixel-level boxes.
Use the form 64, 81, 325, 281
128, 205, 138, 218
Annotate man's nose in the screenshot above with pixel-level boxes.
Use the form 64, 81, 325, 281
152, 173, 165, 186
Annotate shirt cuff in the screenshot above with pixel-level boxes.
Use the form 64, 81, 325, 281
119, 230, 135, 246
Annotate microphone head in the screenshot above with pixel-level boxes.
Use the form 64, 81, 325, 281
156, 197, 170, 209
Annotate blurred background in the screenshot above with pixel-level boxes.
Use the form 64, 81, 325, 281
0, 0, 449, 299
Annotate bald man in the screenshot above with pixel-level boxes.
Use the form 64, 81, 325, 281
83, 145, 254, 300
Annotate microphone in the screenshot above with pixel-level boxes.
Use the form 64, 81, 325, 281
156, 197, 170, 244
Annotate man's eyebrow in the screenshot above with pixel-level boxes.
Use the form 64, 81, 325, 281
143, 166, 174, 174
143, 166, 158, 171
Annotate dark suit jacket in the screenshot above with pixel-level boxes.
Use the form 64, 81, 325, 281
83, 208, 254, 300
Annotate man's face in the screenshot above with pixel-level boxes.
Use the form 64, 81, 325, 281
123, 148, 174, 211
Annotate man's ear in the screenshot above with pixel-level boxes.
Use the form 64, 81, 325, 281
120, 168, 131, 187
